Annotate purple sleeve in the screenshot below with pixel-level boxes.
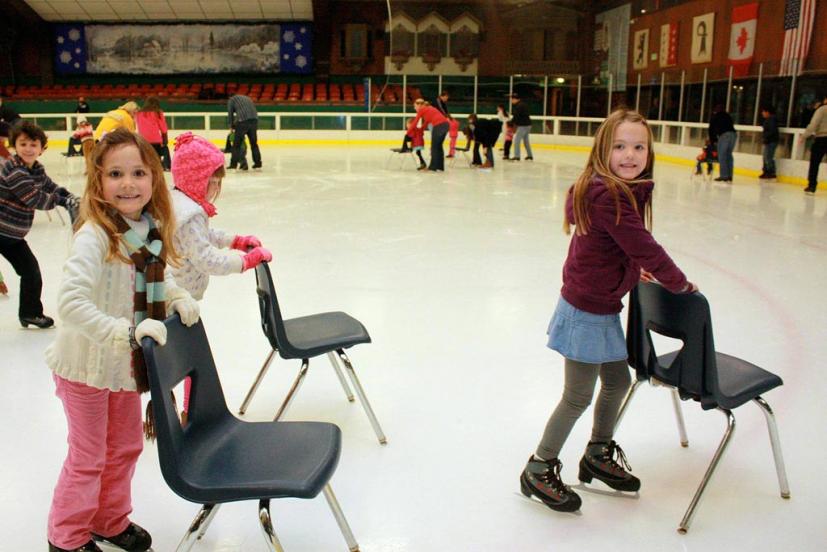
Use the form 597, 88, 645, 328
598, 195, 688, 293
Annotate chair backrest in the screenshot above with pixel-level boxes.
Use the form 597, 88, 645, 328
142, 316, 233, 498
254, 262, 302, 358
626, 282, 719, 400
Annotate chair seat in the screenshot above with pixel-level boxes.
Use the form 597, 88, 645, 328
657, 350, 782, 410
176, 420, 341, 503
282, 311, 371, 358
713, 352, 783, 409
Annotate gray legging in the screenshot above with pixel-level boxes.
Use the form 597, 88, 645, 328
513, 125, 533, 159
535, 358, 631, 460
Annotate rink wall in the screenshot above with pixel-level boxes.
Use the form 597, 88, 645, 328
32, 115, 825, 187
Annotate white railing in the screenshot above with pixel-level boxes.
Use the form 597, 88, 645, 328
22, 111, 812, 161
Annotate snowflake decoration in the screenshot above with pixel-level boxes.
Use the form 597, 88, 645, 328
283, 54, 290, 60
68, 29, 81, 41
74, 62, 80, 68
59, 51, 72, 63
300, 27, 306, 34
283, 30, 295, 43
57, 36, 64, 44
296, 55, 307, 68
295, 43, 302, 51
75, 48, 81, 54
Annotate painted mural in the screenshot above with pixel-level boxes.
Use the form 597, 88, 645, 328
85, 24, 281, 74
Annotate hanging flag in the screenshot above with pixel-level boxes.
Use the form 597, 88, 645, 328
779, 0, 815, 76
691, 13, 714, 64
659, 22, 678, 67
280, 23, 313, 74
727, 3, 758, 77
54, 24, 87, 75
632, 28, 649, 70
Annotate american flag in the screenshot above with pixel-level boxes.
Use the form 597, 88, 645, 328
779, 0, 815, 76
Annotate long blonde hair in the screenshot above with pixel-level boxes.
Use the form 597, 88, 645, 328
565, 109, 654, 235
76, 128, 179, 266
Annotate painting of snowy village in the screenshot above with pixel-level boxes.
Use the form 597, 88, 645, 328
85, 24, 280, 74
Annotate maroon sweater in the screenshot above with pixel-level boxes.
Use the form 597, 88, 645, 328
561, 178, 687, 314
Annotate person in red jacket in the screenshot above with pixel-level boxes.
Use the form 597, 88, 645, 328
520, 109, 697, 514
410, 98, 449, 171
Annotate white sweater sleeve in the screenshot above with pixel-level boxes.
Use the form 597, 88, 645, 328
57, 226, 131, 347
178, 214, 244, 275
208, 226, 235, 249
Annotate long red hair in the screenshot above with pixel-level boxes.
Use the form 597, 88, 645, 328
565, 109, 654, 235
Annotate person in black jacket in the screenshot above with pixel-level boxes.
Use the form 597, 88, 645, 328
759, 106, 779, 179
708, 105, 736, 182
467, 114, 502, 168
435, 90, 450, 116
508, 93, 533, 161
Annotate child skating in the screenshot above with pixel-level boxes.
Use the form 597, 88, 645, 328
45, 128, 199, 552
521, 109, 697, 513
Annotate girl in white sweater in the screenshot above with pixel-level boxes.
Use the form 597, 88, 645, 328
169, 132, 271, 422
46, 128, 199, 552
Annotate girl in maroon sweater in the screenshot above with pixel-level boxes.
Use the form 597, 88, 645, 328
520, 109, 697, 513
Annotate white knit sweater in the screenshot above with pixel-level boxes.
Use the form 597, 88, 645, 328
45, 220, 190, 392
171, 189, 243, 301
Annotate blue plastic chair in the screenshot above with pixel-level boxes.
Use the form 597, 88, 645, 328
142, 315, 360, 552
238, 262, 387, 445
617, 282, 790, 533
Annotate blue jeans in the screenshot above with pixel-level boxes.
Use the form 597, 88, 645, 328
808, 137, 827, 191
717, 131, 736, 179
762, 142, 777, 175
513, 125, 533, 159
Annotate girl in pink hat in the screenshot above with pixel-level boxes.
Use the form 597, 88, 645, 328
170, 131, 272, 420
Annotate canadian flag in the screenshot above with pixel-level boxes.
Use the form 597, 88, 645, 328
728, 3, 758, 77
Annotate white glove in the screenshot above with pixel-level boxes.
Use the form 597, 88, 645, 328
135, 318, 167, 347
170, 296, 200, 327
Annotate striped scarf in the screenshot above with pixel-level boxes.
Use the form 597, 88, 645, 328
115, 213, 166, 394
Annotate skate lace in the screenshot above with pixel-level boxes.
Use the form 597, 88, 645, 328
606, 441, 632, 472
537, 459, 570, 493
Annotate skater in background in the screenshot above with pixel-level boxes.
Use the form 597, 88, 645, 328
759, 106, 779, 180
0, 121, 79, 329
135, 97, 170, 171
694, 138, 716, 178
467, 114, 501, 169
94, 101, 138, 141
66, 117, 93, 158
801, 93, 827, 194
446, 116, 460, 158
401, 118, 427, 170
410, 99, 449, 171
708, 104, 736, 182
503, 121, 516, 160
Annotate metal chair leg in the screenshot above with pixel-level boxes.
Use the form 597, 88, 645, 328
323, 484, 360, 552
753, 396, 791, 498
258, 499, 286, 552
678, 408, 735, 534
613, 379, 641, 433
273, 359, 309, 421
337, 350, 387, 444
175, 503, 219, 552
239, 349, 277, 415
327, 351, 355, 402
670, 388, 689, 447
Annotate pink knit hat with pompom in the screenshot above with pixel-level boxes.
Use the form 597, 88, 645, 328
171, 132, 225, 217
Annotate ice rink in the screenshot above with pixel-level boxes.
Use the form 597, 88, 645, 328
1, 144, 825, 551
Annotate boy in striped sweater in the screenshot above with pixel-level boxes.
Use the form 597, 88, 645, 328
0, 120, 79, 328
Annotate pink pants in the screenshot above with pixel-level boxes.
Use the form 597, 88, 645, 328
48, 375, 143, 549
449, 136, 458, 155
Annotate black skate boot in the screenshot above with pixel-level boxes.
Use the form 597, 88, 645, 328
520, 456, 582, 512
48, 541, 102, 552
92, 522, 152, 551
578, 440, 640, 492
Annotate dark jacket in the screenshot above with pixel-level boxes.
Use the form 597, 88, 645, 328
471, 118, 501, 147
708, 111, 736, 143
435, 96, 450, 116
511, 101, 532, 126
561, 178, 688, 315
762, 114, 779, 144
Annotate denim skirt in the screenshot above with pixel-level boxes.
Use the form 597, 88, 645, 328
546, 297, 627, 364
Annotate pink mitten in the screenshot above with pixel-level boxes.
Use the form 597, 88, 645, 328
242, 247, 272, 271
231, 234, 262, 251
